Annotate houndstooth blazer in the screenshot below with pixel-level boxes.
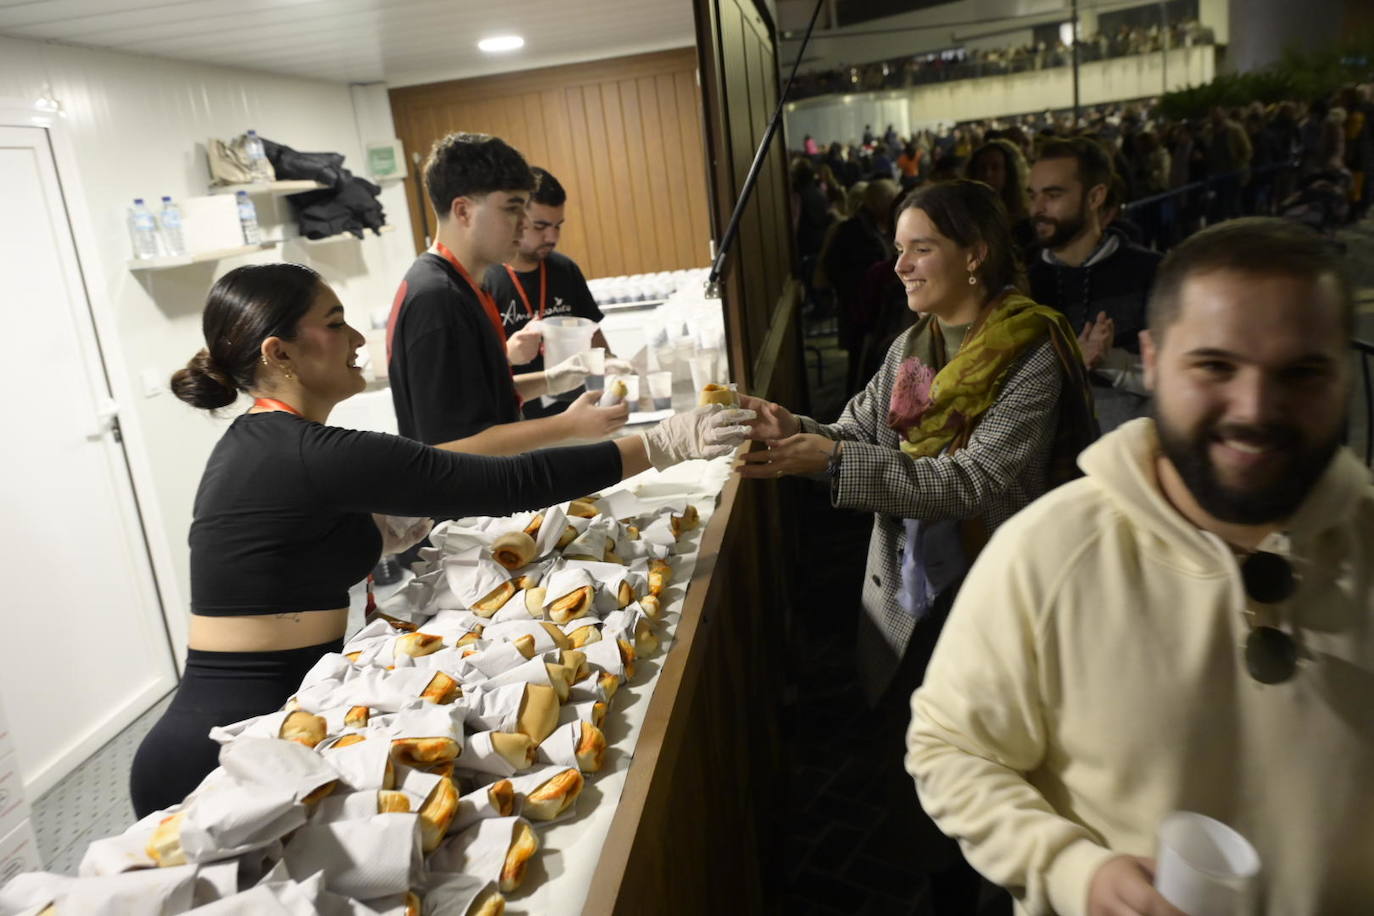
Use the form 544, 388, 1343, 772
800, 325, 1063, 703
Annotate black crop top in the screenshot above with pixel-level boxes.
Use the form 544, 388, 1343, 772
189, 411, 621, 616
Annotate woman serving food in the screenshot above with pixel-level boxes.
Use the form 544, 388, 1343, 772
130, 262, 751, 817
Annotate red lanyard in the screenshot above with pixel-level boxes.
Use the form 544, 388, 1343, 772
503, 261, 547, 320
435, 242, 508, 347
253, 397, 302, 416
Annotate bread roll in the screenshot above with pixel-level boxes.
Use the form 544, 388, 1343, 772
280, 711, 327, 748
575, 721, 608, 772
603, 545, 625, 565
524, 587, 547, 617
540, 621, 571, 650
344, 705, 370, 728
556, 524, 579, 549
698, 383, 738, 407
669, 504, 699, 538
511, 574, 537, 590
378, 790, 412, 814
523, 514, 544, 538
547, 585, 595, 624
617, 637, 637, 680
516, 683, 560, 744
376, 611, 420, 632
639, 593, 662, 619
395, 632, 444, 660
543, 663, 573, 702
491, 531, 538, 571
391, 737, 460, 768
589, 701, 608, 728
624, 524, 640, 541
597, 672, 621, 701
404, 891, 422, 916
499, 820, 539, 893
559, 650, 589, 683
648, 558, 672, 596
522, 768, 585, 821
468, 887, 506, 916
472, 581, 517, 617
421, 671, 461, 704
567, 624, 601, 648
301, 780, 337, 806
456, 630, 482, 648
331, 733, 367, 749
419, 776, 459, 852
427, 760, 456, 780
597, 379, 627, 408
345, 650, 363, 663
568, 498, 600, 519
634, 618, 659, 657
146, 812, 186, 867
488, 779, 516, 817
511, 634, 537, 660
616, 579, 635, 609
490, 732, 537, 770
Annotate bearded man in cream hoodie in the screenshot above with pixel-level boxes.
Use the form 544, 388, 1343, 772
907, 217, 1372, 916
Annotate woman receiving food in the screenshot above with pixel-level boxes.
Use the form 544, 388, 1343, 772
738, 180, 1095, 913
130, 263, 750, 817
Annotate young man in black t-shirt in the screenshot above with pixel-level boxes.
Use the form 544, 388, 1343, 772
386, 134, 628, 453
484, 167, 634, 418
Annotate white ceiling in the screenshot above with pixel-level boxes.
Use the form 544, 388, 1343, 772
0, 0, 697, 86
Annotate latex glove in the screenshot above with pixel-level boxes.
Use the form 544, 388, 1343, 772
605, 357, 636, 376
545, 352, 592, 395
506, 320, 543, 365
639, 405, 757, 471
373, 514, 434, 555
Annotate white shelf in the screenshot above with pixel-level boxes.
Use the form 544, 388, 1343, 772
127, 241, 277, 271
295, 224, 397, 246
209, 180, 328, 197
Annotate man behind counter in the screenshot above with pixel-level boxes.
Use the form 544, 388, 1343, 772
485, 167, 632, 419
387, 133, 627, 454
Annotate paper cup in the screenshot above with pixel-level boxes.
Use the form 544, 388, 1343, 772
647, 371, 673, 410
585, 347, 606, 391
1155, 811, 1260, 915
688, 355, 717, 394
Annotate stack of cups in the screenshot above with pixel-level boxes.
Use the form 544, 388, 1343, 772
647, 371, 673, 410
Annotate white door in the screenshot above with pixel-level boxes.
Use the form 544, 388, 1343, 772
0, 125, 177, 797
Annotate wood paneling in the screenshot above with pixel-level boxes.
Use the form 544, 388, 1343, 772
388, 48, 712, 278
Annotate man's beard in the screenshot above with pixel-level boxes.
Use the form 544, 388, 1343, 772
1035, 204, 1088, 250
1154, 409, 1341, 525
519, 244, 555, 262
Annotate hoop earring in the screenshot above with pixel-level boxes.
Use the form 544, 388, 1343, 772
967, 272, 977, 286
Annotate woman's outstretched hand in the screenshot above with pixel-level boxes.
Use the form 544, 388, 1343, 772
736, 433, 836, 479
738, 393, 801, 441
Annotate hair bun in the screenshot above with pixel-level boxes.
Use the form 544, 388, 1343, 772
171, 348, 239, 410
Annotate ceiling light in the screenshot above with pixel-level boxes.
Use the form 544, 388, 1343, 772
478, 35, 524, 53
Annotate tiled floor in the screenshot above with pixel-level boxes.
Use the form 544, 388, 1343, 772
30, 691, 172, 875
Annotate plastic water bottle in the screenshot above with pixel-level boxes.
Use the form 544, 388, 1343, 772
244, 130, 272, 183
236, 191, 262, 245
158, 196, 186, 256
127, 198, 159, 259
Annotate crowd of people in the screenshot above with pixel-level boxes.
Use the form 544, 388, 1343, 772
795, 84, 1374, 401
775, 74, 1373, 910
789, 18, 1216, 101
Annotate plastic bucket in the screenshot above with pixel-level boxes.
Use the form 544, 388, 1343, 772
542, 316, 597, 369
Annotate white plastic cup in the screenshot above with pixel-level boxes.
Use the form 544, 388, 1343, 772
542, 316, 597, 370
647, 370, 673, 410
689, 355, 717, 394
584, 347, 606, 391
1155, 812, 1260, 915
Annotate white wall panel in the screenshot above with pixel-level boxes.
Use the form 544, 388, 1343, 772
0, 35, 416, 666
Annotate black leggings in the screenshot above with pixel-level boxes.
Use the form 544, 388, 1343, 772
130, 639, 342, 818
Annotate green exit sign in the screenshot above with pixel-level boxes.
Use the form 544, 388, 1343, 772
367, 140, 405, 178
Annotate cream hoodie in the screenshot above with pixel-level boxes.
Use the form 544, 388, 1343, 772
907, 418, 1374, 915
